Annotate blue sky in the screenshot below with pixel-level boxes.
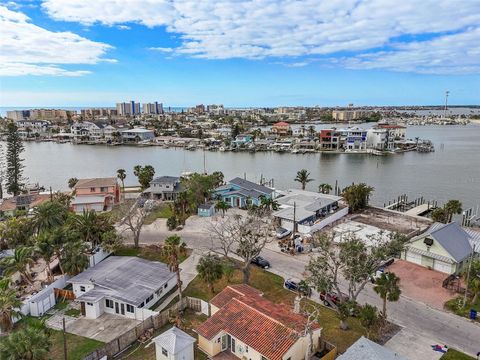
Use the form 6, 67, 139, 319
1, 0, 479, 107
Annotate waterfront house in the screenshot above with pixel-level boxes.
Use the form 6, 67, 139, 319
121, 128, 155, 142
213, 177, 274, 208
68, 256, 176, 319
271, 121, 291, 136
71, 177, 121, 213
337, 336, 406, 360
232, 134, 253, 147
338, 127, 367, 151
196, 284, 321, 360
273, 189, 348, 234
377, 124, 406, 140
70, 121, 104, 141
197, 202, 216, 217
144, 176, 183, 201
153, 327, 196, 360
0, 193, 51, 217
366, 127, 392, 151
403, 222, 475, 274
319, 129, 341, 150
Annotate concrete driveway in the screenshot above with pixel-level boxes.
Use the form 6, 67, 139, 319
385, 329, 444, 360
65, 313, 141, 342
387, 260, 456, 310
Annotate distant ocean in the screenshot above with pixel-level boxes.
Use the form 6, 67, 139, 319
0, 106, 188, 117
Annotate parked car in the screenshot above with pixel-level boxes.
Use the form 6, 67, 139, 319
370, 258, 395, 283
284, 279, 312, 296
276, 227, 292, 239
251, 256, 270, 269
319, 291, 349, 307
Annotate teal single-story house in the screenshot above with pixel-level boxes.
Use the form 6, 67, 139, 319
198, 203, 216, 217
232, 134, 253, 147
213, 177, 274, 208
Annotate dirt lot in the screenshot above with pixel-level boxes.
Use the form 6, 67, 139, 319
351, 206, 432, 235
387, 260, 457, 310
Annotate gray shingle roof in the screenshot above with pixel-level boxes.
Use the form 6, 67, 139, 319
337, 337, 407, 360
415, 222, 473, 262
151, 176, 180, 184
68, 256, 175, 306
153, 326, 196, 355
229, 177, 273, 195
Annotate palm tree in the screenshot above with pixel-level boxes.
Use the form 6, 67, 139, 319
162, 235, 187, 309
196, 254, 224, 293
215, 200, 230, 217
68, 177, 78, 189
71, 210, 112, 247
35, 232, 56, 283
117, 169, 127, 192
259, 195, 279, 211
133, 165, 142, 177
0, 246, 35, 285
0, 278, 22, 332
374, 272, 401, 320
294, 169, 314, 190
61, 240, 89, 276
32, 201, 68, 234
0, 319, 52, 360
444, 200, 462, 222
318, 183, 333, 194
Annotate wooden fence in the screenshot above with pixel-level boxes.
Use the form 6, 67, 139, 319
54, 288, 76, 301
83, 297, 202, 360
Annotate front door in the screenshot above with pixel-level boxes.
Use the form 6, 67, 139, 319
115, 302, 120, 314
80, 302, 86, 316
221, 335, 228, 351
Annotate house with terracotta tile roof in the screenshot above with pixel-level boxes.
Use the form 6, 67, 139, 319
0, 193, 51, 217
272, 121, 291, 136
195, 284, 321, 360
71, 177, 121, 213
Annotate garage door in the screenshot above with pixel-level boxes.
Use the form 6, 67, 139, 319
433, 260, 452, 274
405, 251, 422, 265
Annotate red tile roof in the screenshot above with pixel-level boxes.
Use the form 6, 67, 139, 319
210, 284, 263, 309
273, 121, 290, 127
196, 285, 320, 360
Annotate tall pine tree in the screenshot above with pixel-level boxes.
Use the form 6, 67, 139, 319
6, 122, 25, 196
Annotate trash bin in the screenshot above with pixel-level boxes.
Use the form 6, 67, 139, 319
469, 309, 477, 320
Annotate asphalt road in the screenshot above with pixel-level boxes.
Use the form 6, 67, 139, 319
122, 216, 480, 357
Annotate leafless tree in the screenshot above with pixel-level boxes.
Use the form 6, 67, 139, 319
118, 201, 152, 248
207, 212, 273, 284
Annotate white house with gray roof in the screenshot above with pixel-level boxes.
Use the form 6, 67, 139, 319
68, 256, 176, 319
153, 326, 196, 360
144, 176, 183, 201
273, 189, 349, 234
403, 222, 476, 274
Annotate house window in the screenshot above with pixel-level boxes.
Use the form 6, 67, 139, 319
80, 286, 86, 292
164, 283, 168, 288
100, 187, 107, 192
139, 302, 144, 308
155, 289, 163, 296
162, 347, 168, 356
87, 302, 93, 306
146, 295, 154, 303
90, 187, 95, 192
105, 299, 113, 308
126, 304, 134, 313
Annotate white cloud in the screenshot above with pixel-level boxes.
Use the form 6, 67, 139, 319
41, 0, 480, 74
0, 6, 113, 76
149, 47, 174, 53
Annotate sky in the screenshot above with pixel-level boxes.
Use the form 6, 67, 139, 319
0, 0, 479, 107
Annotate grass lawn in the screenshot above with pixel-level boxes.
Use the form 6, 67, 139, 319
444, 296, 479, 322
441, 348, 475, 360
184, 265, 367, 353
144, 203, 174, 225
115, 245, 191, 264
49, 331, 103, 360
119, 310, 208, 360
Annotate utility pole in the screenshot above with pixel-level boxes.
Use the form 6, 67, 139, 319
463, 244, 477, 308
444, 90, 449, 118
62, 317, 68, 360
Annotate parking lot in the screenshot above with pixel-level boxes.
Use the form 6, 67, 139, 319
387, 260, 456, 310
